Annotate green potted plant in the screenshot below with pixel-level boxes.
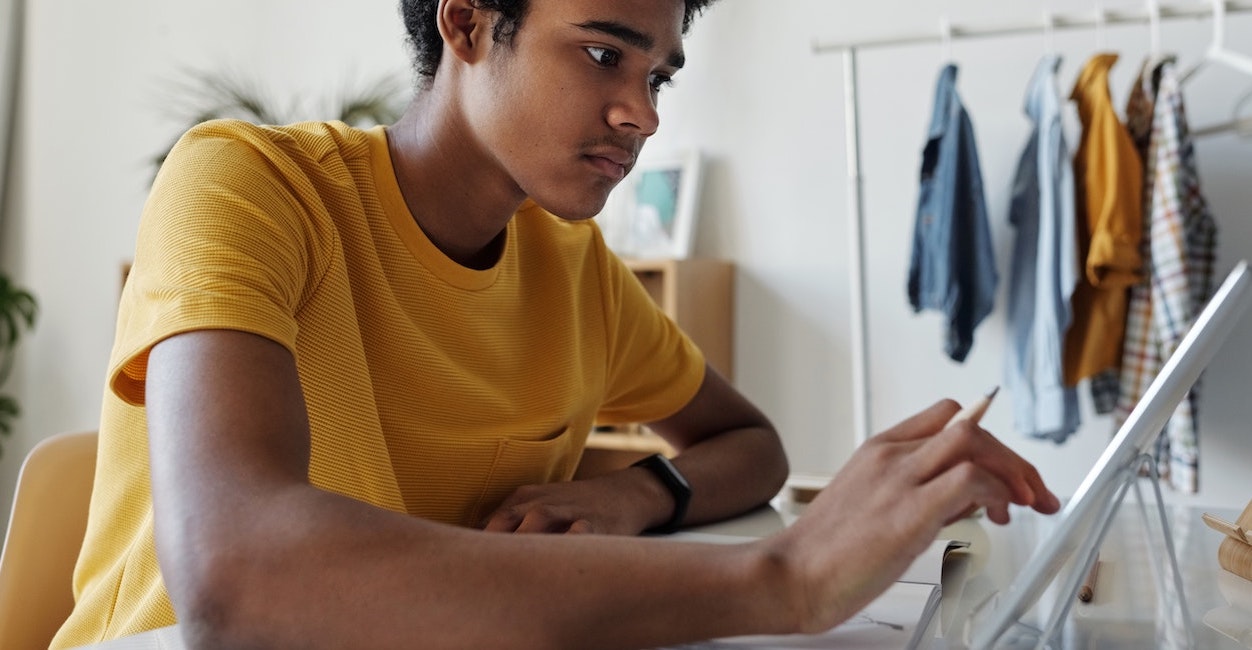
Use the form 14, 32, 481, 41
0, 271, 37, 457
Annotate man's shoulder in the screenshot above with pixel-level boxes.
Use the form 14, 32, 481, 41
173, 119, 375, 170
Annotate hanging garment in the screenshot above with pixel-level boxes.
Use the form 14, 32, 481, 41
908, 64, 998, 363
1004, 54, 1081, 443
1064, 53, 1145, 415
1117, 59, 1218, 493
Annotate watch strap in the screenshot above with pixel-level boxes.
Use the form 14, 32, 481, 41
631, 453, 692, 534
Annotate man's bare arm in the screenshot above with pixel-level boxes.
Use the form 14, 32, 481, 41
147, 329, 1058, 648
643, 363, 788, 527
146, 330, 795, 649
482, 363, 788, 535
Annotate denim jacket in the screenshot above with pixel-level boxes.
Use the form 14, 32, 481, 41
1004, 55, 1081, 443
908, 64, 998, 362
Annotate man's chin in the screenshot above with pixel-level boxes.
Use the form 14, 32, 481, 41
529, 195, 611, 222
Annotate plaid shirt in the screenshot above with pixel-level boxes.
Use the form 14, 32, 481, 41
1116, 60, 1218, 493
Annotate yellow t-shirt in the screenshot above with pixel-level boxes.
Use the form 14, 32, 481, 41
52, 120, 705, 647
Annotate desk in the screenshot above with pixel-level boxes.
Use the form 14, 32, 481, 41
75, 501, 1250, 649
938, 502, 1246, 649
683, 500, 1250, 649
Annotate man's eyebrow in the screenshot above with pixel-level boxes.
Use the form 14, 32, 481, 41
574, 20, 686, 69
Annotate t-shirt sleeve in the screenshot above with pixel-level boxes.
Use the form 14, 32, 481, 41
594, 245, 706, 425
109, 122, 319, 405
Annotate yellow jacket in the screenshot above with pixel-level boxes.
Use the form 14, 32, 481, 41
1064, 53, 1144, 385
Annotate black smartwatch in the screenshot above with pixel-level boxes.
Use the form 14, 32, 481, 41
631, 453, 692, 534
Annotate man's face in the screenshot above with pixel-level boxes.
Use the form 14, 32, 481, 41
464, 0, 686, 220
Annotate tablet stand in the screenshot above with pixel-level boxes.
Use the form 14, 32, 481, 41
978, 453, 1194, 649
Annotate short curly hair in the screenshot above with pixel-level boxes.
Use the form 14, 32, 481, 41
400, 0, 717, 82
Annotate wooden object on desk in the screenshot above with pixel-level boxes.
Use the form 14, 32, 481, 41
1219, 537, 1252, 581
1215, 499, 1252, 581
577, 257, 735, 477
1236, 498, 1252, 532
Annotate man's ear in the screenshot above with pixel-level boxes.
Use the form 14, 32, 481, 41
437, 0, 491, 65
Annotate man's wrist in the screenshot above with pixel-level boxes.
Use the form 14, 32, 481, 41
630, 454, 691, 534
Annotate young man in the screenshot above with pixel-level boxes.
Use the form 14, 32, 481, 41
53, 0, 1059, 648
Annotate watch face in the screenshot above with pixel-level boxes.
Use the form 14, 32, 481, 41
654, 455, 690, 490
633, 454, 692, 533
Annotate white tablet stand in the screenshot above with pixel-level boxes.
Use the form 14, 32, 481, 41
971, 455, 1193, 650
966, 261, 1252, 650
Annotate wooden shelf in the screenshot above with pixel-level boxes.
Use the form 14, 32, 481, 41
573, 429, 674, 480
621, 257, 734, 380
580, 257, 735, 475
585, 427, 675, 454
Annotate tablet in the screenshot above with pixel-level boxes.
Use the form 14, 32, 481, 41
967, 260, 1252, 649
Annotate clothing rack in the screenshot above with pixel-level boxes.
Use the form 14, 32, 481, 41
812, 1, 1252, 445
814, 1, 1252, 53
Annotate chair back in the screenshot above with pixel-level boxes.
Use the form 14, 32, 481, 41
0, 431, 97, 650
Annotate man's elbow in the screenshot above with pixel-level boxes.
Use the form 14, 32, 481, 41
764, 431, 790, 497
162, 545, 266, 649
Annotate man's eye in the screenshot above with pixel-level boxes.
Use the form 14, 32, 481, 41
586, 46, 621, 67
649, 74, 674, 93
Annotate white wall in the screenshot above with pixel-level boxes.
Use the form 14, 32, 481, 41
663, 0, 1252, 509
0, 0, 412, 518
2, 1, 1250, 524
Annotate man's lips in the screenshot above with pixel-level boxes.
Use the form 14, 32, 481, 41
584, 154, 631, 181
584, 146, 636, 181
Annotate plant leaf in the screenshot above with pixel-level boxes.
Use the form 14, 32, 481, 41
0, 273, 37, 351
0, 394, 18, 439
151, 67, 409, 182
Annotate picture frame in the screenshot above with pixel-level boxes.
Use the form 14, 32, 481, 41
599, 150, 703, 259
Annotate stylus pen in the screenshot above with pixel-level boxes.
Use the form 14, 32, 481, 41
1078, 555, 1100, 603
945, 386, 1000, 427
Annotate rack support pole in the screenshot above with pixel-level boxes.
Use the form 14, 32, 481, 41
843, 47, 872, 446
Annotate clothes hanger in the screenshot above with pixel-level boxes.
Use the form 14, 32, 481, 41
1236, 89, 1252, 136
940, 15, 954, 64
1148, 0, 1162, 57
1140, 0, 1180, 74
1094, 4, 1108, 52
1043, 10, 1056, 54
1182, 0, 1252, 83
1192, 86, 1252, 137
1181, 0, 1252, 137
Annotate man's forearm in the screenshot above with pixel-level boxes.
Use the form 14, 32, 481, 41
174, 485, 802, 650
636, 363, 790, 530
665, 424, 788, 527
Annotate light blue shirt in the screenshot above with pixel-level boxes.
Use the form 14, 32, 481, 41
1004, 54, 1081, 443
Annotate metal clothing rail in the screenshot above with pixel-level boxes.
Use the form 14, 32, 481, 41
812, 1, 1252, 445
814, 1, 1252, 53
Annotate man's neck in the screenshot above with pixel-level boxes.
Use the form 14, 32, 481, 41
384, 96, 525, 270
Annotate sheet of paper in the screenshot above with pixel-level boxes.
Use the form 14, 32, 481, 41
900, 539, 970, 585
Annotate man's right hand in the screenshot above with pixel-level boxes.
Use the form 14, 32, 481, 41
760, 400, 1060, 634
